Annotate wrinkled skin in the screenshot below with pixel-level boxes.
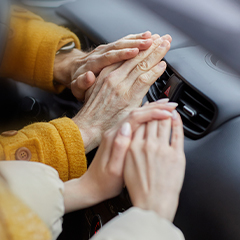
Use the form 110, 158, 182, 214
73, 34, 172, 153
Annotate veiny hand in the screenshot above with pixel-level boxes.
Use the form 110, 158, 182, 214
124, 111, 186, 222
73, 34, 172, 153
54, 31, 153, 100
63, 104, 176, 213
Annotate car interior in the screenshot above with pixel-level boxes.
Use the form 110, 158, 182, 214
1, 0, 240, 239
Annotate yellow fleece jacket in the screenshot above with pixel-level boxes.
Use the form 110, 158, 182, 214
0, 8, 87, 182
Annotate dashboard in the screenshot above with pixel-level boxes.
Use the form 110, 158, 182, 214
2, 0, 240, 239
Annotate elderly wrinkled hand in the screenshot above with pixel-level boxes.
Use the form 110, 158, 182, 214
53, 32, 153, 100
73, 34, 172, 153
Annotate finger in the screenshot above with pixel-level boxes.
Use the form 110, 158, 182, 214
146, 120, 158, 139
150, 101, 178, 109
116, 37, 164, 77
171, 110, 184, 151
109, 39, 153, 51
155, 98, 169, 104
107, 122, 132, 175
71, 71, 96, 101
151, 33, 171, 42
129, 61, 167, 99
87, 48, 139, 75
127, 40, 170, 85
133, 123, 146, 140
158, 118, 172, 144
141, 101, 177, 112
127, 107, 173, 132
162, 34, 172, 43
123, 31, 152, 40
151, 34, 161, 41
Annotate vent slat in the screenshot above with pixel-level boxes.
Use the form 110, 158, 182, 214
178, 99, 213, 121
177, 109, 206, 132
183, 91, 214, 113
148, 64, 215, 139
177, 84, 215, 138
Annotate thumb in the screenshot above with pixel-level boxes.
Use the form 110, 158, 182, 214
71, 71, 96, 101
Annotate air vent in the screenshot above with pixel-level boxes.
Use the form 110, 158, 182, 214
147, 66, 173, 101
176, 84, 215, 139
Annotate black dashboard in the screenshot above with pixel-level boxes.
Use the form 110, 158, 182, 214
2, 0, 240, 239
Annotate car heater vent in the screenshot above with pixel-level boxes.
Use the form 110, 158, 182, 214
147, 66, 173, 101
176, 84, 215, 139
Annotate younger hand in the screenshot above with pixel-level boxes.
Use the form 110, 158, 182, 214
63, 103, 176, 213
124, 110, 186, 222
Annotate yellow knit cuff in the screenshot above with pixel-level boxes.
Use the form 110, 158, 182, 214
0, 117, 87, 182
50, 117, 87, 180
33, 23, 81, 93
0, 9, 81, 94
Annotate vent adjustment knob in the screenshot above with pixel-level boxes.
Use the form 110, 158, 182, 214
183, 105, 197, 117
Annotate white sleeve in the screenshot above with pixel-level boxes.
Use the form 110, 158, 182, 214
91, 207, 185, 240
0, 161, 65, 240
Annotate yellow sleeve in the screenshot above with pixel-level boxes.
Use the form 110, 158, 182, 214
0, 117, 87, 182
0, 6, 81, 93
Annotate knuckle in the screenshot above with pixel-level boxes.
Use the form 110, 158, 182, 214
137, 74, 151, 86
113, 41, 121, 49
113, 137, 125, 150
103, 52, 113, 64
137, 60, 150, 71
108, 164, 121, 177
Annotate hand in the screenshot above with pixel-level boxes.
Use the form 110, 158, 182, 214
124, 110, 186, 222
63, 103, 176, 213
73, 34, 172, 153
54, 31, 153, 100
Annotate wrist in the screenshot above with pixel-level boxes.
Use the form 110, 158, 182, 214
53, 48, 87, 87
72, 116, 102, 154
64, 173, 104, 213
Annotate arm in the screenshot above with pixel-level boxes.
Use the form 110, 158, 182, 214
0, 117, 87, 181
0, 7, 153, 99
0, 7, 81, 93
63, 104, 175, 213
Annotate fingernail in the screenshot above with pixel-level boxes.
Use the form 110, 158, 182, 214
160, 40, 168, 48
142, 31, 151, 37
157, 98, 169, 104
172, 110, 178, 119
155, 38, 163, 45
158, 61, 166, 68
162, 110, 173, 117
166, 102, 178, 107
120, 122, 131, 137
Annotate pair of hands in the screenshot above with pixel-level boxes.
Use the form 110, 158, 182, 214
64, 102, 186, 222
54, 31, 153, 100
72, 33, 172, 153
